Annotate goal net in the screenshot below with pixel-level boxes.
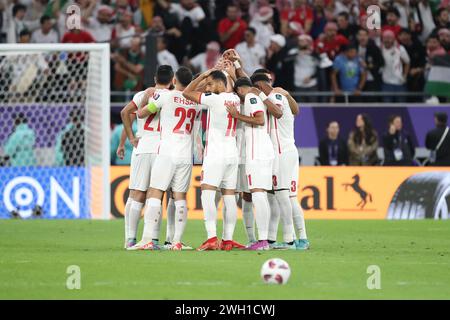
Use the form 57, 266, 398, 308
0, 44, 110, 220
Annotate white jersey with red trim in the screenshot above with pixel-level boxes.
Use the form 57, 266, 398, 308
236, 102, 246, 164
150, 89, 199, 161
243, 93, 274, 161
134, 89, 166, 155
268, 92, 296, 154
199, 92, 241, 161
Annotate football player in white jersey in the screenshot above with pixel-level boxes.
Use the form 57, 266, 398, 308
183, 69, 245, 251
132, 67, 198, 250
228, 77, 275, 250
252, 70, 309, 250
251, 73, 305, 250
120, 65, 174, 249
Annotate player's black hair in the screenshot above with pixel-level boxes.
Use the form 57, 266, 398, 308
253, 68, 271, 76
208, 70, 227, 87
246, 27, 257, 35
40, 15, 51, 25
250, 73, 270, 85
175, 66, 193, 87
155, 65, 174, 85
12, 4, 26, 17
435, 112, 448, 126
233, 77, 252, 91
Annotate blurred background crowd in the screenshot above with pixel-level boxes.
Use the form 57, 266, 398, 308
2, 0, 450, 102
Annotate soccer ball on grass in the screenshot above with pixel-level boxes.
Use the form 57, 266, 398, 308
260, 258, 291, 285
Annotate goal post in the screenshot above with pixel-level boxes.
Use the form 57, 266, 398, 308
0, 43, 110, 220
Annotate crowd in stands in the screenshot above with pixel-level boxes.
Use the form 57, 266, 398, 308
2, 0, 450, 102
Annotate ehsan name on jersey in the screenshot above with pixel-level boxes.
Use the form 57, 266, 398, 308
224, 100, 240, 108
174, 96, 196, 106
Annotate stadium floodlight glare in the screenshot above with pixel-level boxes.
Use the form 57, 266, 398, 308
0, 43, 110, 220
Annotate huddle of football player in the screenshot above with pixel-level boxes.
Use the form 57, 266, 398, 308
118, 49, 309, 251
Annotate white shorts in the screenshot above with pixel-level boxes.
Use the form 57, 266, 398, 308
246, 159, 273, 191
236, 164, 249, 193
272, 150, 298, 191
201, 158, 238, 190
290, 156, 300, 197
150, 155, 192, 193
129, 153, 157, 191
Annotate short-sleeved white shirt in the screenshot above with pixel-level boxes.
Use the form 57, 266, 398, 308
382, 45, 410, 85
199, 92, 241, 161
150, 89, 199, 160
268, 92, 296, 154
243, 93, 274, 161
133, 90, 164, 154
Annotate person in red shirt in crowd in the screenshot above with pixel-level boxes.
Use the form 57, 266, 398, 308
381, 7, 402, 38
315, 22, 349, 60
61, 28, 95, 43
280, 0, 314, 36
217, 4, 247, 50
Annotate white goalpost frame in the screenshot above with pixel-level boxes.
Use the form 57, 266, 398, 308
0, 43, 111, 220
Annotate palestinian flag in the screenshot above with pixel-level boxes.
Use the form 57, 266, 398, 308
425, 54, 450, 97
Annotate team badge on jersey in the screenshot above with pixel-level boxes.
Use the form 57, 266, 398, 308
250, 98, 257, 104
275, 94, 282, 100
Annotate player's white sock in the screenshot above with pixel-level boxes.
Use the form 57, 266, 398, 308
124, 198, 132, 242
141, 198, 162, 243
129, 200, 143, 239
267, 192, 280, 242
222, 195, 238, 241
201, 190, 217, 239
276, 190, 295, 243
166, 198, 175, 243
172, 200, 188, 243
291, 197, 307, 240
242, 199, 256, 242
252, 192, 270, 240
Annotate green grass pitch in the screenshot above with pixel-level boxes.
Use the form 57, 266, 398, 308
1, 219, 449, 299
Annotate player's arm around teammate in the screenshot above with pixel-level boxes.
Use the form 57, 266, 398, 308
272, 87, 299, 116
138, 68, 198, 251
183, 70, 244, 251
125, 66, 176, 250
230, 78, 274, 250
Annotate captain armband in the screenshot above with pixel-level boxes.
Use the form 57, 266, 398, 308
146, 101, 158, 113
